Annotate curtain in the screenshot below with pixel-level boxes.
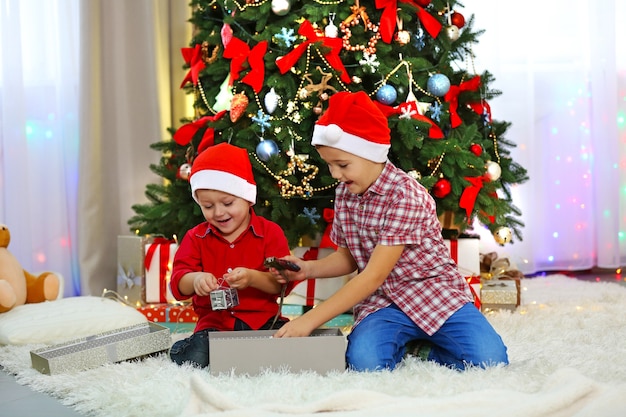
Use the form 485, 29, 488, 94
0, 0, 80, 296
77, 0, 190, 295
464, 0, 626, 274
1, 1, 624, 300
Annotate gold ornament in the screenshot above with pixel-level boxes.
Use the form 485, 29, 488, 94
340, 3, 381, 55
493, 227, 512, 245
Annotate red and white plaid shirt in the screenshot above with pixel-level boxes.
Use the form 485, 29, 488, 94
330, 162, 474, 335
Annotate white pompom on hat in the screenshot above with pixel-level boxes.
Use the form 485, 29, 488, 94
311, 91, 391, 162
189, 142, 257, 204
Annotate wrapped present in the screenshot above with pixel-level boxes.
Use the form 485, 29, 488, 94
480, 278, 521, 311
30, 322, 171, 375
143, 238, 178, 303
117, 235, 152, 306
283, 247, 355, 307
480, 252, 524, 280
443, 233, 480, 276
137, 303, 198, 324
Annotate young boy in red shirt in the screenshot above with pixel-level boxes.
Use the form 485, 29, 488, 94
271, 91, 509, 372
169, 143, 293, 368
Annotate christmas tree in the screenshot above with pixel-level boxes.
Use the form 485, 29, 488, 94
128, 0, 528, 247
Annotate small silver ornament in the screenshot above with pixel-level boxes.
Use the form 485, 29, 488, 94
178, 163, 192, 180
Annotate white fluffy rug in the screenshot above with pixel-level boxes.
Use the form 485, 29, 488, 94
1, 274, 626, 417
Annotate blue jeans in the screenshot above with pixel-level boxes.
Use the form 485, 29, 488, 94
346, 303, 509, 372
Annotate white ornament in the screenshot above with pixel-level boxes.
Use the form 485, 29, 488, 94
325, 13, 338, 38
494, 227, 512, 245
485, 161, 502, 181
264, 88, 279, 114
271, 0, 291, 16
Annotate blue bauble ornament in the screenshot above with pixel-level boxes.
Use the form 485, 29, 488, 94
427, 74, 451, 97
256, 139, 279, 162
376, 84, 397, 105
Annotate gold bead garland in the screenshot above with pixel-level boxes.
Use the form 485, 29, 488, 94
251, 152, 337, 199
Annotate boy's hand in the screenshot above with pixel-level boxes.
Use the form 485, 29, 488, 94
266, 256, 306, 284
273, 315, 317, 338
193, 272, 218, 296
223, 267, 251, 289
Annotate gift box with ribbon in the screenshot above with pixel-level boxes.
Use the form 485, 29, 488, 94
116, 235, 178, 306
443, 233, 481, 308
117, 235, 152, 306
282, 246, 356, 308
143, 237, 178, 304
479, 252, 524, 312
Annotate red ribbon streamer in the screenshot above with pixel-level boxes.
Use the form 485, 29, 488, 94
459, 176, 484, 222
466, 276, 482, 309
302, 248, 320, 307
145, 237, 175, 303
223, 37, 268, 93
375, 101, 444, 139
444, 75, 482, 128
276, 20, 350, 84
173, 111, 227, 151
376, 0, 442, 43
319, 208, 338, 249
179, 44, 206, 88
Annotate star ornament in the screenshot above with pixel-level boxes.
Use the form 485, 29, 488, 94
179, 44, 206, 88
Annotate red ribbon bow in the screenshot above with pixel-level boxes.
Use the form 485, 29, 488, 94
444, 75, 482, 128
375, 101, 444, 139
459, 176, 484, 222
144, 237, 176, 303
179, 44, 206, 88
376, 0, 442, 43
223, 37, 268, 93
319, 208, 337, 250
276, 20, 350, 84
173, 110, 227, 154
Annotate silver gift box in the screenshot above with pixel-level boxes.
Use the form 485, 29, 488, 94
117, 235, 153, 305
480, 278, 521, 311
30, 322, 171, 375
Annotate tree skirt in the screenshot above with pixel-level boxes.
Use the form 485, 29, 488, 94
1, 274, 625, 417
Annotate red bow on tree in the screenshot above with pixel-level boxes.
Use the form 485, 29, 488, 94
223, 37, 268, 93
319, 208, 337, 250
173, 110, 227, 154
276, 20, 350, 84
444, 75, 482, 128
459, 176, 484, 222
179, 44, 206, 88
375, 0, 442, 43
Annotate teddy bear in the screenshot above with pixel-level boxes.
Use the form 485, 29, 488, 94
0, 224, 60, 313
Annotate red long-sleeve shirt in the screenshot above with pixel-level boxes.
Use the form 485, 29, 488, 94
170, 210, 293, 331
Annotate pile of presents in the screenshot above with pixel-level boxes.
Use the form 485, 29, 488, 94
116, 232, 523, 333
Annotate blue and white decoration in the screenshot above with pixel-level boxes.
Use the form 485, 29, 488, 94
376, 84, 397, 105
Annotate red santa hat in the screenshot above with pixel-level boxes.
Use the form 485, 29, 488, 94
190, 142, 256, 204
311, 91, 391, 163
